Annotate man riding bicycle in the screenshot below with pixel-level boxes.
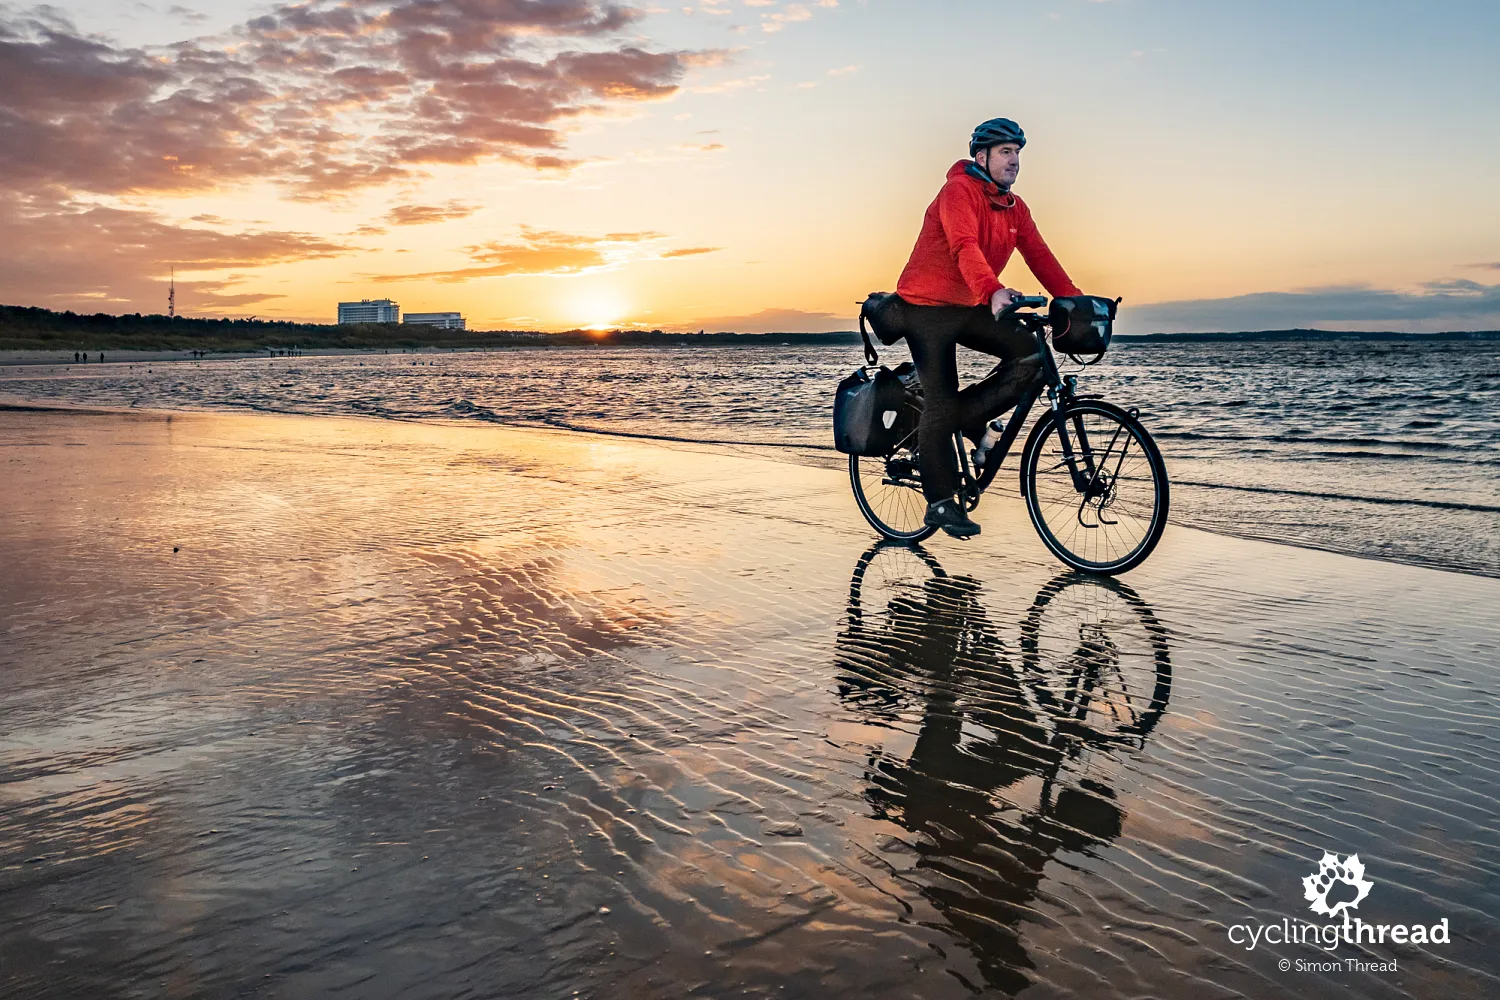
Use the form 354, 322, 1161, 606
885, 117, 1084, 539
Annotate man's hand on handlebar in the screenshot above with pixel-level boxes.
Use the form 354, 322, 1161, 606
989, 287, 1018, 318
992, 289, 1049, 319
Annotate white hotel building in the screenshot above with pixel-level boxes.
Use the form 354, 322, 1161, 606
403, 312, 466, 331
337, 299, 400, 324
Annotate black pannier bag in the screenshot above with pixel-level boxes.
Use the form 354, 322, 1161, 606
860, 292, 906, 346
833, 365, 910, 456
1049, 295, 1118, 357
854, 292, 907, 367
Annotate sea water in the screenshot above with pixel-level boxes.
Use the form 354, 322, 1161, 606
3, 339, 1496, 576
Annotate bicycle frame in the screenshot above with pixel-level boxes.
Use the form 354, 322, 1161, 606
954, 313, 1105, 509
876, 306, 1121, 512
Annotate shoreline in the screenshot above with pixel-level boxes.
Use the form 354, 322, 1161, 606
2, 395, 1494, 583
4, 306, 1499, 367
0, 340, 841, 367
5, 330, 1498, 368
0, 345, 547, 367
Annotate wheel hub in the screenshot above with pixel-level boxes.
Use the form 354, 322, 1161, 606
885, 455, 916, 481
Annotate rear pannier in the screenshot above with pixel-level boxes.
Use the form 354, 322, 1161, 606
833, 365, 911, 456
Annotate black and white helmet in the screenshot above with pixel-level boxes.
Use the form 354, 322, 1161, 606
969, 118, 1026, 157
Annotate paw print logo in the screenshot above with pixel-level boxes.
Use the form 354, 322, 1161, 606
1302, 851, 1374, 918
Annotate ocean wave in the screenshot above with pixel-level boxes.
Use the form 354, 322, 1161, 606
1154, 429, 1460, 451
4, 338, 1498, 575
1172, 479, 1500, 513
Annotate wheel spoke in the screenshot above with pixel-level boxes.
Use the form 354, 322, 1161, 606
851, 450, 931, 539
1023, 405, 1167, 572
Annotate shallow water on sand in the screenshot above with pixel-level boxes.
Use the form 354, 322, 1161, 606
3, 410, 1497, 998
3, 339, 1497, 576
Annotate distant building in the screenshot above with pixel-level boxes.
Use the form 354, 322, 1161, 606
337, 299, 400, 324
403, 311, 466, 331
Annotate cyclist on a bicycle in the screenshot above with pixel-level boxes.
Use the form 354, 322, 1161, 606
890, 117, 1084, 538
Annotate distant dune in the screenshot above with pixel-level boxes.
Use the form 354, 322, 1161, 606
0, 303, 863, 352
1115, 328, 1500, 343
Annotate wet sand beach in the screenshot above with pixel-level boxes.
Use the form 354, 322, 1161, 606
2, 407, 1497, 999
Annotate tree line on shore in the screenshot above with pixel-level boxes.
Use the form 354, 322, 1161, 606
0, 304, 862, 351
2, 303, 1494, 352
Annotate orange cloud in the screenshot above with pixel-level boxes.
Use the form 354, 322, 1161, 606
0, 192, 349, 312
660, 247, 723, 258
0, 2, 723, 313
368, 228, 718, 283
385, 201, 478, 226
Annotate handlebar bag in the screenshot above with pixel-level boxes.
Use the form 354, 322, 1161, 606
1049, 295, 1117, 356
833, 365, 910, 455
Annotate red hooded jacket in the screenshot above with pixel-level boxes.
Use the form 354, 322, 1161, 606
896, 160, 1081, 307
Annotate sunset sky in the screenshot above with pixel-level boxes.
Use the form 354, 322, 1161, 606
1, 0, 1496, 333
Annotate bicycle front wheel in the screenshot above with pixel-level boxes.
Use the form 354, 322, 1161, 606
1020, 400, 1169, 575
849, 451, 936, 543
1019, 572, 1172, 742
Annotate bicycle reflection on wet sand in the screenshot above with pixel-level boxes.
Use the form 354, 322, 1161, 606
835, 544, 1173, 995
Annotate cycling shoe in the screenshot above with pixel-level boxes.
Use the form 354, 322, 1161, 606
925, 499, 980, 538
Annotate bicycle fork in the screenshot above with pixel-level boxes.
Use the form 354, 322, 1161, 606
1045, 377, 1133, 529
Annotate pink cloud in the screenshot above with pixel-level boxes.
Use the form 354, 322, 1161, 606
0, 2, 717, 199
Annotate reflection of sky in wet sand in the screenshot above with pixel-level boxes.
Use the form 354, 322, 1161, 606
1, 408, 1497, 998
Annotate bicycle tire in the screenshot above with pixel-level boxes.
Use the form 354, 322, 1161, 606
1020, 400, 1169, 575
845, 542, 947, 629
849, 452, 938, 543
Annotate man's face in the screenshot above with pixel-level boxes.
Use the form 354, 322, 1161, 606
977, 143, 1021, 186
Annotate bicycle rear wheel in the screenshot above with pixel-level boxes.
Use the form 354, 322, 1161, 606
1020, 400, 1168, 575
849, 449, 937, 543
846, 541, 947, 629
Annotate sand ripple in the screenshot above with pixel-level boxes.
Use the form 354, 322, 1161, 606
2, 408, 1497, 998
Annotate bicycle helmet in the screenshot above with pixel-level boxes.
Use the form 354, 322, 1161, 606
969, 117, 1026, 157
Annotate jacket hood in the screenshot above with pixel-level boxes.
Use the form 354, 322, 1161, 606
950, 159, 1016, 208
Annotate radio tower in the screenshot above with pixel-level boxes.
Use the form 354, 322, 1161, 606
168, 267, 176, 319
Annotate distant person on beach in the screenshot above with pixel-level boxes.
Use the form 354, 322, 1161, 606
877, 117, 1085, 538
98, 352, 104, 362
